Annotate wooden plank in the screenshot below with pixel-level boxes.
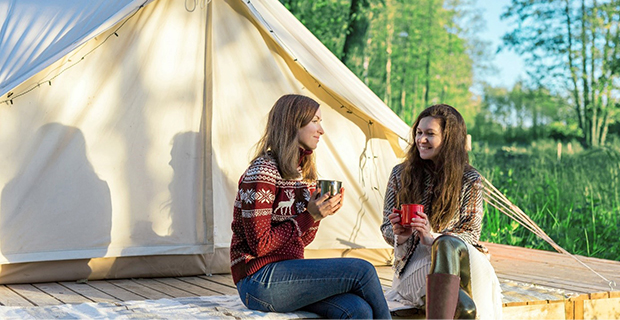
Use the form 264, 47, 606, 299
154, 278, 221, 296
131, 278, 196, 298
487, 247, 620, 282
176, 277, 238, 295
59, 282, 121, 304
485, 242, 620, 265
502, 301, 566, 320
487, 243, 620, 276
87, 280, 146, 301
589, 292, 609, 300
490, 257, 602, 281
570, 295, 587, 320
200, 274, 236, 288
573, 300, 584, 320
107, 279, 172, 300
376, 266, 394, 280
583, 296, 620, 319
379, 278, 392, 288
0, 285, 35, 306
501, 291, 554, 304
32, 283, 92, 304
6, 284, 60, 306
564, 299, 574, 320
491, 259, 617, 287
495, 274, 593, 294
494, 270, 611, 292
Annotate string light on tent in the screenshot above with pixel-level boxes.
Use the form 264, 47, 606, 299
0, 0, 148, 105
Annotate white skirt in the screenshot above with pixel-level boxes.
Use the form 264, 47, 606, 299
385, 242, 503, 320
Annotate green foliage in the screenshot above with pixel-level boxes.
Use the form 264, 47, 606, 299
472, 141, 620, 261
361, 0, 481, 126
280, 0, 483, 127
547, 121, 582, 142
471, 82, 575, 144
279, 0, 353, 56
278, 0, 620, 261
501, 0, 620, 147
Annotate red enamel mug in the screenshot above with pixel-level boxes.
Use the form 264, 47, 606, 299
393, 204, 424, 226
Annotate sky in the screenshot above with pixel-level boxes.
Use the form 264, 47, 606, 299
475, 0, 526, 89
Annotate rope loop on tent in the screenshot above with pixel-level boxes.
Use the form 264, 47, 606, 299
185, 0, 209, 12
481, 176, 616, 291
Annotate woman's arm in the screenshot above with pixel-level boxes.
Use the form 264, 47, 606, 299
381, 166, 418, 245
300, 186, 321, 245
300, 223, 320, 246
442, 171, 483, 246
380, 167, 399, 246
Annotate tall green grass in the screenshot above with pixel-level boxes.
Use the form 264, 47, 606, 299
471, 140, 620, 261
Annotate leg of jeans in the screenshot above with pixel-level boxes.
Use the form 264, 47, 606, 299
236, 258, 391, 319
301, 293, 373, 319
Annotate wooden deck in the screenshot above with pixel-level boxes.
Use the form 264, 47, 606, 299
0, 243, 618, 319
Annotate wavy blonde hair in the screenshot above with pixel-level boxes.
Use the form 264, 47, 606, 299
254, 94, 319, 181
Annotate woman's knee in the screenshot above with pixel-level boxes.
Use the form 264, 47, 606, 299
346, 299, 373, 319
332, 294, 373, 319
304, 293, 373, 319
432, 234, 467, 253
340, 258, 377, 279
430, 235, 469, 275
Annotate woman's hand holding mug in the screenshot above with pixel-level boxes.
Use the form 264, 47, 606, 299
391, 204, 431, 245
307, 186, 344, 221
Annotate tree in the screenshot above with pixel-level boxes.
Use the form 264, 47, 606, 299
340, 0, 372, 67
360, 0, 482, 125
501, 0, 620, 147
280, 0, 485, 127
475, 82, 574, 144
278, 0, 351, 57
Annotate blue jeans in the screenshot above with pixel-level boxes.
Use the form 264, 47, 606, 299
236, 258, 391, 319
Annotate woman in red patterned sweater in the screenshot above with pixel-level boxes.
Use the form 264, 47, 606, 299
230, 94, 391, 319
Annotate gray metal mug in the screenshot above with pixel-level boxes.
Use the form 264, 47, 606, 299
317, 180, 342, 198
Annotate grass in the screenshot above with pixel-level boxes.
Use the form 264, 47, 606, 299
470, 140, 620, 261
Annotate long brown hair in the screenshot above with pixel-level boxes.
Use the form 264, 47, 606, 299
254, 94, 319, 181
397, 104, 471, 231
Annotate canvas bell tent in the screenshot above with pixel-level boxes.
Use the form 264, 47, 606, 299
0, 0, 411, 284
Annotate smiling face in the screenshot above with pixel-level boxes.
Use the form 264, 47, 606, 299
416, 116, 443, 161
298, 108, 324, 150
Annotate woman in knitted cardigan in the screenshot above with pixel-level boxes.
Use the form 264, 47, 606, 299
231, 94, 391, 319
381, 104, 502, 319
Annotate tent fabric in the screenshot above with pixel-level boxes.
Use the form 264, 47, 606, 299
0, 0, 410, 282
0, 0, 154, 98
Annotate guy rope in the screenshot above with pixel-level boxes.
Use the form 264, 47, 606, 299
481, 176, 617, 291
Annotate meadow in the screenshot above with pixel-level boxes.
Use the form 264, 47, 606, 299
471, 140, 620, 261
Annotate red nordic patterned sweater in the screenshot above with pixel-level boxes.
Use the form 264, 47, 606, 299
230, 151, 319, 284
